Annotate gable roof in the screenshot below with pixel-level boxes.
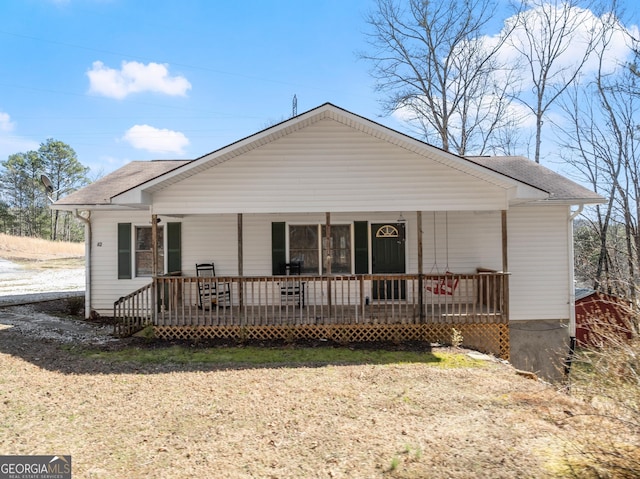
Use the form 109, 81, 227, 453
52, 103, 604, 210
112, 103, 526, 204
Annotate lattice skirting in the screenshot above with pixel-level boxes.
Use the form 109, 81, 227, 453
153, 323, 510, 360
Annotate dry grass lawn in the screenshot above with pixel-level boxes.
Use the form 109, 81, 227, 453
0, 233, 84, 263
0, 234, 624, 478
0, 330, 600, 479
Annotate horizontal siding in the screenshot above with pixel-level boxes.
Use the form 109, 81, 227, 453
93, 207, 572, 323
91, 210, 506, 316
90, 210, 157, 315
152, 119, 507, 214
181, 215, 237, 276
508, 205, 570, 321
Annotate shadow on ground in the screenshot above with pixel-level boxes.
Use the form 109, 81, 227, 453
0, 323, 444, 376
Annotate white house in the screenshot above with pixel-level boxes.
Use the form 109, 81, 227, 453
52, 103, 603, 377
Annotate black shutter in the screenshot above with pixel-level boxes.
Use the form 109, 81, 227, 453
354, 221, 369, 274
167, 222, 181, 274
117, 223, 132, 279
271, 222, 286, 275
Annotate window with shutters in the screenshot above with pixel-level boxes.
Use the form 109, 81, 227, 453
288, 224, 352, 274
118, 222, 180, 279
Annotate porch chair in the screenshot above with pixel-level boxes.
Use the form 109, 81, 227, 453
279, 262, 305, 307
196, 263, 231, 309
425, 271, 459, 296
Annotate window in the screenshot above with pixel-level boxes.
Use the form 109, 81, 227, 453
289, 224, 351, 274
135, 226, 164, 277
289, 225, 319, 274
322, 225, 351, 274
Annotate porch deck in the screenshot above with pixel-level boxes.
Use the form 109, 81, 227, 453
113, 272, 510, 358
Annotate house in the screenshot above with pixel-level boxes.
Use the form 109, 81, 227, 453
575, 288, 633, 347
52, 103, 604, 376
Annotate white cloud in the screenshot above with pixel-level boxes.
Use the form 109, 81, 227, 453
0, 111, 39, 159
87, 61, 192, 99
497, 4, 636, 88
122, 125, 189, 154
0, 135, 40, 160
0, 111, 15, 132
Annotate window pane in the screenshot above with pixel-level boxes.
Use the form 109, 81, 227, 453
135, 226, 164, 277
322, 225, 351, 274
289, 225, 318, 274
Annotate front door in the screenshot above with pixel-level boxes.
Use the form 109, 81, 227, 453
371, 223, 406, 300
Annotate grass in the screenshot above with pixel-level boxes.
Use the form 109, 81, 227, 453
1, 336, 578, 479
0, 326, 618, 479
0, 232, 84, 263
79, 343, 484, 368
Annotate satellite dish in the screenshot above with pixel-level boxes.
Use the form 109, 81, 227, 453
40, 174, 54, 194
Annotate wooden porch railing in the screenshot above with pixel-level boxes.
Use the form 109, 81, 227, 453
113, 282, 154, 337
144, 272, 509, 327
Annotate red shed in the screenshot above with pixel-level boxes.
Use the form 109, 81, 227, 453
575, 289, 634, 347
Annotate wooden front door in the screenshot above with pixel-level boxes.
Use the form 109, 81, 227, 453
371, 223, 406, 300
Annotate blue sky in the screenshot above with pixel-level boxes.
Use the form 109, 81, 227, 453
0, 0, 637, 178
0, 0, 392, 176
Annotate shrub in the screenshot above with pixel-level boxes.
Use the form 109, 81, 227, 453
566, 310, 640, 478
66, 296, 85, 316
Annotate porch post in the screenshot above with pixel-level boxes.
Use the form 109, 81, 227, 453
151, 214, 158, 277
237, 213, 244, 308
151, 213, 158, 323
417, 211, 424, 321
325, 212, 332, 309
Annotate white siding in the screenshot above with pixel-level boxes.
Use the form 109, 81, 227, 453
508, 205, 571, 321
152, 119, 508, 214
181, 214, 238, 276
90, 210, 156, 314
91, 210, 507, 315
92, 207, 572, 323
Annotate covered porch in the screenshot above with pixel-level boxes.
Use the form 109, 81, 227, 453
113, 270, 510, 359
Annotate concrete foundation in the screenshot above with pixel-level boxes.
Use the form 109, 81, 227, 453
509, 319, 570, 382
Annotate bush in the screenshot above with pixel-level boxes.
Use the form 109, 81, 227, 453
66, 296, 85, 316
566, 312, 640, 478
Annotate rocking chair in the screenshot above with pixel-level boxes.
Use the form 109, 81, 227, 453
279, 262, 305, 307
196, 263, 231, 308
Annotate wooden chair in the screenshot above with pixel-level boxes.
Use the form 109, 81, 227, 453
196, 263, 231, 308
279, 262, 305, 307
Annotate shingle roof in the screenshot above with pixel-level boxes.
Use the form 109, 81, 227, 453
465, 156, 604, 203
54, 160, 190, 206
53, 106, 604, 209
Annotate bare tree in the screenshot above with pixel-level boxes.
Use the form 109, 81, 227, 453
361, 0, 519, 155
507, 0, 600, 163
559, 11, 639, 299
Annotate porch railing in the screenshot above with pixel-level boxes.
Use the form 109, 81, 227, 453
113, 282, 154, 337
139, 272, 509, 328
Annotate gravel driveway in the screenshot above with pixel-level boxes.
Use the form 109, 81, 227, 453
0, 258, 114, 345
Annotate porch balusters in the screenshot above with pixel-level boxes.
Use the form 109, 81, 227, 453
121, 272, 508, 332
